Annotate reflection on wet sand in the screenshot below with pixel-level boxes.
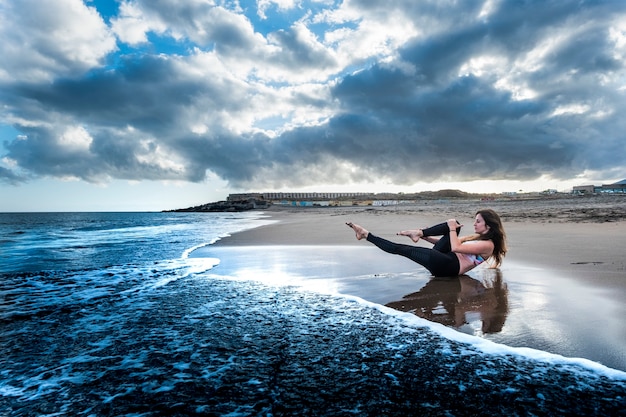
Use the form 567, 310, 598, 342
385, 269, 508, 336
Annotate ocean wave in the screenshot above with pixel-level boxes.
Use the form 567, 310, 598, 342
2, 273, 624, 416
0, 257, 220, 323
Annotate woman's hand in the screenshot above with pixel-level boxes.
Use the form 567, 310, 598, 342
447, 219, 461, 231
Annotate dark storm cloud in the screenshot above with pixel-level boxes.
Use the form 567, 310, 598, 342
5, 124, 185, 182
301, 0, 626, 187
0, 166, 26, 185
19, 55, 222, 133
1, 0, 625, 188
331, 73, 575, 181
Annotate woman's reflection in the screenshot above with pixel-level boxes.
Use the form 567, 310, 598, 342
385, 269, 508, 335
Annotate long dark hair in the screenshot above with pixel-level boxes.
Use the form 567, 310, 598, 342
476, 209, 507, 267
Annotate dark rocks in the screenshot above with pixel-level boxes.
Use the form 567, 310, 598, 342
166, 199, 270, 212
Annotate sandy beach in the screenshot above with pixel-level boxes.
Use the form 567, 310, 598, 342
199, 195, 626, 371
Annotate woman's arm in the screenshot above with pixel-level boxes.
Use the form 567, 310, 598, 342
447, 219, 463, 251
422, 236, 440, 244
447, 219, 494, 255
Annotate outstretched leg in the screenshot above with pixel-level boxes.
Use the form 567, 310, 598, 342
346, 222, 460, 276
366, 233, 432, 266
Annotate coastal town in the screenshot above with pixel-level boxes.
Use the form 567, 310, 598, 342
168, 179, 626, 212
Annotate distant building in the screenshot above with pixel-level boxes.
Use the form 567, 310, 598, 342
573, 179, 626, 194
228, 192, 367, 202
227, 193, 264, 201
261, 192, 366, 201
572, 185, 597, 194
601, 179, 626, 193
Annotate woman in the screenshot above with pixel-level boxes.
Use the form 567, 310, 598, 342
346, 209, 507, 277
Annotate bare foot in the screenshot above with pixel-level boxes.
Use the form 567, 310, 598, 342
346, 222, 369, 240
397, 229, 422, 243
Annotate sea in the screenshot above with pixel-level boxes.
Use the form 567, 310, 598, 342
1, 211, 624, 416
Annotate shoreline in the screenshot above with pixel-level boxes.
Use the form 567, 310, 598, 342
201, 198, 626, 371
214, 202, 626, 279
215, 195, 626, 274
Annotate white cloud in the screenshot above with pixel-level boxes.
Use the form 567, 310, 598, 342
135, 139, 186, 173
459, 55, 506, 78
2, 156, 17, 167
0, 0, 116, 82
112, 1, 264, 49
609, 16, 626, 69
316, 4, 418, 67
257, 0, 299, 20
175, 48, 334, 136
111, 1, 162, 44
551, 104, 590, 117
58, 126, 93, 150
478, 0, 500, 20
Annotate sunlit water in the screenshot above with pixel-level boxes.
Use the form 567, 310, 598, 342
1, 212, 624, 416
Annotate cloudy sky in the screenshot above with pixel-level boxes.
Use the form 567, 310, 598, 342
1, 0, 625, 211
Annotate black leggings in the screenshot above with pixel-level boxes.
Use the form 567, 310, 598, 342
366, 222, 461, 277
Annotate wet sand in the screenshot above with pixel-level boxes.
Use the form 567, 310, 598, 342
195, 195, 626, 371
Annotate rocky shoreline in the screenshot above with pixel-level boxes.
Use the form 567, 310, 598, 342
164, 198, 271, 212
